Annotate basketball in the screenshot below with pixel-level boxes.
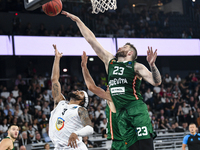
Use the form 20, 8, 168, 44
42, 0, 62, 17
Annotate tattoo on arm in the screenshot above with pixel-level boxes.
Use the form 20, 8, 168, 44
78, 107, 92, 127
150, 65, 161, 84
53, 83, 59, 98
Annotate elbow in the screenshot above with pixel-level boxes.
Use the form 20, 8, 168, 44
51, 77, 58, 83
154, 82, 162, 86
88, 85, 95, 92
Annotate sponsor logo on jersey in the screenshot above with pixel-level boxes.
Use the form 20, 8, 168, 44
73, 106, 78, 109
109, 78, 128, 87
191, 138, 193, 141
56, 117, 65, 131
126, 62, 132, 68
110, 60, 116, 65
198, 138, 200, 140
110, 87, 125, 95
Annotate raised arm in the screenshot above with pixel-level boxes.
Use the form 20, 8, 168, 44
81, 51, 116, 112
62, 11, 114, 72
51, 45, 63, 108
135, 47, 161, 86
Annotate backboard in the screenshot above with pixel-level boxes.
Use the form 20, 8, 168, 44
24, 0, 51, 10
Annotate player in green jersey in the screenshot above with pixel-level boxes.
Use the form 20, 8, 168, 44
81, 51, 127, 150
63, 11, 161, 150
0, 124, 19, 150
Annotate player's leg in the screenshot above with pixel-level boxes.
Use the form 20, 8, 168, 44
128, 137, 154, 150
127, 100, 154, 150
117, 100, 154, 150
111, 140, 128, 150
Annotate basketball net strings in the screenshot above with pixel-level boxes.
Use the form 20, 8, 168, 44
91, 0, 117, 14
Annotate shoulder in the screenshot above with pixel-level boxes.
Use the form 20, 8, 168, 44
134, 62, 144, 71
78, 107, 87, 115
78, 107, 90, 118
183, 134, 191, 143
197, 133, 200, 136
0, 138, 12, 146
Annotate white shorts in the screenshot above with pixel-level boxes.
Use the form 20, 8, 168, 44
54, 142, 88, 150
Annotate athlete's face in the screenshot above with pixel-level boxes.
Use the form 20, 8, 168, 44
69, 90, 84, 100
69, 90, 85, 106
8, 126, 19, 139
189, 124, 197, 134
116, 44, 131, 58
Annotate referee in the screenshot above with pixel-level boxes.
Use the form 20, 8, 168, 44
182, 123, 200, 150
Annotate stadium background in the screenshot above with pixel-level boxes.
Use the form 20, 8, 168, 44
0, 0, 200, 149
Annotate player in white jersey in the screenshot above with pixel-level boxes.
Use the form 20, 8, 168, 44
49, 45, 94, 150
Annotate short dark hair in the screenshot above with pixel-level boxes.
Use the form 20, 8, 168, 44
189, 123, 196, 127
125, 43, 138, 60
7, 124, 18, 131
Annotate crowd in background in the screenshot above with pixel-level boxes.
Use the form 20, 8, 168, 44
0, 0, 200, 149
0, 1, 200, 38
0, 70, 200, 148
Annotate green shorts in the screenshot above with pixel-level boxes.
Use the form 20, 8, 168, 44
117, 100, 153, 148
111, 140, 128, 150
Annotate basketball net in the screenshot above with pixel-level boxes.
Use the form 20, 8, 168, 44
91, 0, 117, 14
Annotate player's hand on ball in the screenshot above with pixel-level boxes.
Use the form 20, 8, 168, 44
146, 46, 157, 66
68, 133, 79, 148
81, 51, 88, 68
53, 44, 63, 58
61, 11, 79, 22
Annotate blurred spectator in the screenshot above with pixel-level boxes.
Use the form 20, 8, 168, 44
21, 108, 32, 124
44, 143, 50, 150
38, 75, 47, 88
100, 118, 107, 138
0, 118, 8, 137
19, 145, 26, 150
33, 132, 45, 143
43, 90, 51, 102
121, 5, 131, 16
12, 85, 19, 98
144, 88, 154, 108
174, 74, 181, 83
164, 73, 173, 88
42, 124, 51, 142
182, 102, 191, 115
42, 101, 50, 117
83, 136, 94, 148
22, 122, 29, 132
95, 106, 106, 119
0, 98, 4, 110
38, 23, 46, 36
186, 110, 196, 125
176, 105, 185, 124
27, 124, 36, 142
4, 104, 14, 116
1, 87, 10, 99
6, 110, 13, 124
15, 74, 26, 86
19, 131, 32, 147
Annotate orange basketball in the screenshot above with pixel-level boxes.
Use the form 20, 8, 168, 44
42, 0, 62, 17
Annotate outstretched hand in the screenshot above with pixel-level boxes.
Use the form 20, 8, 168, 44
61, 11, 79, 22
81, 51, 88, 68
53, 44, 63, 58
146, 46, 157, 66
68, 133, 79, 148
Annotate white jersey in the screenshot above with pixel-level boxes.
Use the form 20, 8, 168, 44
49, 101, 88, 150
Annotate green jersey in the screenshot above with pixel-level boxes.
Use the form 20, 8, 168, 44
108, 59, 143, 110
4, 137, 15, 150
